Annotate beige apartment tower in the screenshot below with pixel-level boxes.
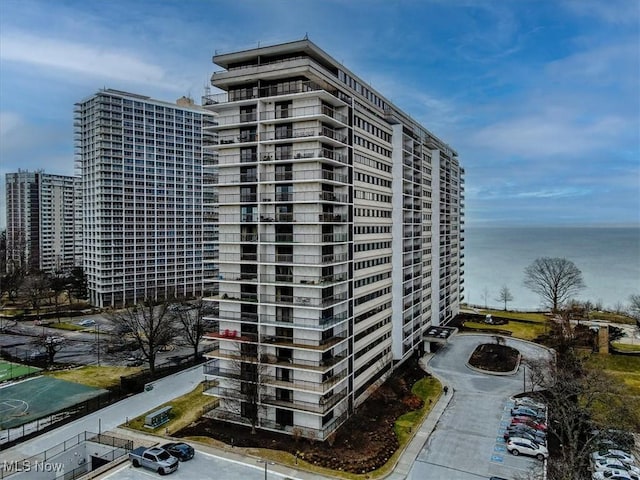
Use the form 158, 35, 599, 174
202, 39, 464, 440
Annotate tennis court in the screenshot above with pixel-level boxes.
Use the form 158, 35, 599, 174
0, 376, 108, 429
0, 360, 41, 381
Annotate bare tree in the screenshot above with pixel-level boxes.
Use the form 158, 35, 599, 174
527, 320, 640, 480
170, 298, 212, 363
22, 272, 50, 319
627, 294, 640, 321
482, 287, 490, 309
49, 271, 68, 322
107, 299, 175, 375
523, 257, 585, 312
68, 267, 88, 303
496, 285, 514, 311
2, 268, 25, 302
0, 229, 6, 275
34, 335, 65, 367
224, 344, 269, 434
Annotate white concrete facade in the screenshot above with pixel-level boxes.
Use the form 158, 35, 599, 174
201, 39, 464, 440
74, 90, 214, 307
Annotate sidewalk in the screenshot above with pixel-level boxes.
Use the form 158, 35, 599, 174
384, 353, 452, 480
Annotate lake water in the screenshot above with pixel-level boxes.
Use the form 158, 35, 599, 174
462, 226, 640, 311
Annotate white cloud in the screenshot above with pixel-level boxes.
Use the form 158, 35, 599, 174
562, 0, 640, 25
0, 31, 184, 91
0, 111, 23, 139
469, 109, 628, 157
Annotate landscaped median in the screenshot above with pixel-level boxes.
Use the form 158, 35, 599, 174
460, 309, 550, 341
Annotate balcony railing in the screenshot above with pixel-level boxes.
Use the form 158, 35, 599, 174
262, 388, 347, 414
260, 104, 348, 125
255, 252, 349, 265
261, 127, 348, 144
258, 169, 349, 184
259, 291, 348, 308
258, 232, 349, 243
262, 369, 348, 393
204, 348, 349, 371
202, 310, 349, 329
259, 272, 348, 285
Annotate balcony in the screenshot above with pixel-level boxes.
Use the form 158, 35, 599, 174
260, 291, 348, 308
205, 348, 348, 371
259, 272, 348, 285
260, 169, 349, 184
260, 104, 348, 125
257, 252, 349, 265
262, 370, 347, 393
262, 388, 347, 414
217, 132, 258, 145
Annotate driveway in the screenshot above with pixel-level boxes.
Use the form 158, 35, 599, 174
409, 334, 552, 479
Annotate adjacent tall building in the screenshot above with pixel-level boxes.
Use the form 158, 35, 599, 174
5, 170, 80, 273
74, 89, 215, 307
201, 39, 464, 440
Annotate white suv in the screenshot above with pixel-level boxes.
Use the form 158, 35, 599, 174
507, 437, 548, 460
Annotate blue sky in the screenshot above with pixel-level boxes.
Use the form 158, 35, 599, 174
1, 0, 638, 228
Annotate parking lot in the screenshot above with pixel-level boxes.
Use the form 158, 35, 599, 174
408, 335, 550, 479
102, 449, 300, 480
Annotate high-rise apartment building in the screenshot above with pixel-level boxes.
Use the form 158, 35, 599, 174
201, 39, 464, 440
74, 89, 215, 307
5, 170, 80, 273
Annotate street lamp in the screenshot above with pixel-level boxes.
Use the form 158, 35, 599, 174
257, 459, 275, 480
95, 324, 100, 366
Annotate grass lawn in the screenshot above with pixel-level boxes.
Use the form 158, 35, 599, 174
394, 377, 441, 445
586, 354, 640, 396
125, 383, 218, 435
590, 311, 637, 325
585, 353, 640, 429
48, 365, 142, 389
48, 322, 85, 331
476, 309, 549, 323
464, 319, 547, 341
611, 343, 640, 353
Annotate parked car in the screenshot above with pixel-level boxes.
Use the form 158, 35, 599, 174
506, 437, 548, 460
77, 318, 96, 327
592, 458, 629, 473
28, 351, 48, 362
514, 396, 546, 411
592, 450, 637, 467
511, 406, 545, 420
129, 447, 179, 475
504, 428, 546, 446
592, 469, 637, 480
160, 442, 195, 461
592, 429, 636, 452
510, 416, 547, 431
505, 424, 546, 442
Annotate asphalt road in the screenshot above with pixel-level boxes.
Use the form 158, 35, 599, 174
408, 334, 552, 480
0, 314, 214, 368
